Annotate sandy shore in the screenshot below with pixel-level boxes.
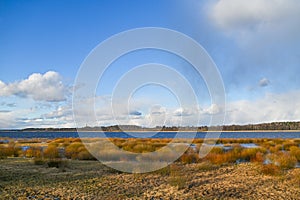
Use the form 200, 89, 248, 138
0, 158, 299, 199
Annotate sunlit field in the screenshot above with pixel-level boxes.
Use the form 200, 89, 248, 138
1, 137, 300, 199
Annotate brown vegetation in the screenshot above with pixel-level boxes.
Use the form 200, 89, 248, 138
261, 164, 282, 176
0, 138, 299, 174
1, 158, 300, 199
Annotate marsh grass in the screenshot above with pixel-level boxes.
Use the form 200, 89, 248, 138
268, 152, 297, 170
251, 152, 265, 163
204, 146, 240, 165
1, 138, 300, 172
179, 153, 199, 164
282, 140, 298, 151
261, 164, 282, 176
290, 146, 300, 161
168, 164, 187, 190
275, 153, 297, 170
240, 148, 266, 162
198, 161, 219, 171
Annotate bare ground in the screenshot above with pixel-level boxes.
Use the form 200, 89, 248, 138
0, 158, 299, 200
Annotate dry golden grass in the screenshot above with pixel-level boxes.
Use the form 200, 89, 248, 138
0, 138, 299, 173
1, 156, 300, 199
290, 146, 300, 161
44, 145, 59, 159
168, 164, 187, 190
261, 164, 282, 176
268, 152, 297, 170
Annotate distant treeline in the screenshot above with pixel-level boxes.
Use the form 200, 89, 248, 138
219, 121, 300, 131
5, 121, 300, 132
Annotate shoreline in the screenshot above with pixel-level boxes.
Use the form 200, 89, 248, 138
1, 130, 300, 133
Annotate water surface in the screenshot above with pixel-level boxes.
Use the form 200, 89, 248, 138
0, 131, 299, 139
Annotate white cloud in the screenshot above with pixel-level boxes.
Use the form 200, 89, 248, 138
173, 107, 195, 116
208, 0, 300, 96
0, 71, 68, 102
202, 104, 222, 115
2, 90, 300, 128
210, 0, 300, 32
209, 0, 300, 49
225, 90, 300, 124
42, 105, 73, 120
0, 111, 17, 128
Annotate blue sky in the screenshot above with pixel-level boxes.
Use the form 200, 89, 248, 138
1, 0, 300, 128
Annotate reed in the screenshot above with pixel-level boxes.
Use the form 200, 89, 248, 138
268, 152, 297, 170
290, 146, 300, 161
261, 164, 282, 176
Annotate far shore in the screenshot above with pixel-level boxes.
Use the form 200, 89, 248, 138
1, 130, 300, 133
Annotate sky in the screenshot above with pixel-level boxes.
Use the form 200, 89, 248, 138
1, 0, 300, 129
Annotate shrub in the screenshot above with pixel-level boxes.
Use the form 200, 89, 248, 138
251, 152, 264, 163
0, 147, 8, 159
232, 145, 243, 154
44, 145, 59, 159
210, 147, 223, 154
261, 164, 282, 176
276, 153, 297, 169
122, 141, 137, 152
290, 146, 300, 161
205, 145, 247, 165
132, 143, 156, 153
25, 148, 34, 158
294, 139, 300, 145
180, 153, 200, 164
77, 150, 96, 160
205, 153, 228, 165
65, 142, 84, 159
240, 148, 265, 162
0, 145, 19, 158
30, 147, 43, 158
193, 139, 203, 144
269, 152, 297, 169
110, 139, 124, 148
282, 141, 298, 151
47, 142, 59, 147
270, 144, 283, 153
240, 148, 259, 162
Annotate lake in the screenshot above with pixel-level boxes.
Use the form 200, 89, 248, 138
0, 131, 299, 139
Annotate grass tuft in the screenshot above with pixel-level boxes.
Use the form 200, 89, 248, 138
261, 164, 282, 176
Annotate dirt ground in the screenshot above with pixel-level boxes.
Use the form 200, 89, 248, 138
0, 158, 299, 200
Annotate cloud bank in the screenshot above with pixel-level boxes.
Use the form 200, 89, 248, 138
226, 91, 300, 124
1, 90, 300, 128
